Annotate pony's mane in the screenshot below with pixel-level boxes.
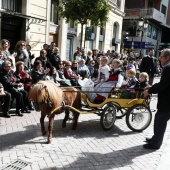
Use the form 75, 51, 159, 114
29, 81, 63, 103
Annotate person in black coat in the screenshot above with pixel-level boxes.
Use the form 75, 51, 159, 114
143, 48, 170, 149
0, 83, 11, 118
49, 47, 61, 70
139, 49, 157, 85
35, 49, 52, 69
0, 61, 31, 116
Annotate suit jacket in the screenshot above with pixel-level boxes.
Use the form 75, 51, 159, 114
0, 69, 20, 92
140, 56, 157, 77
148, 64, 170, 112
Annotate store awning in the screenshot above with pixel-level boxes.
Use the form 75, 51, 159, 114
0, 9, 46, 22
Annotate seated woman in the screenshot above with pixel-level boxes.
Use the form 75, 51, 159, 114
57, 61, 71, 86
31, 60, 50, 84
64, 61, 81, 86
87, 60, 95, 78
14, 61, 32, 92
0, 60, 31, 116
77, 59, 90, 79
92, 59, 124, 103
48, 65, 71, 86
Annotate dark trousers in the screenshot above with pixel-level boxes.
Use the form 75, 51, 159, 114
1, 91, 11, 114
151, 111, 170, 147
10, 88, 29, 110
149, 74, 154, 85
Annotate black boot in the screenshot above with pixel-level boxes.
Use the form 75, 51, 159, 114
28, 102, 34, 110
3, 112, 11, 118
21, 107, 31, 113
16, 109, 23, 117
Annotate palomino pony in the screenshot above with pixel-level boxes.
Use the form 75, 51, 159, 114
29, 80, 81, 144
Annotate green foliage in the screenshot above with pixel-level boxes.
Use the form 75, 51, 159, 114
57, 0, 110, 27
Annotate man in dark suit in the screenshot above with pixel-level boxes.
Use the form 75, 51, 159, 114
140, 49, 157, 85
143, 48, 170, 149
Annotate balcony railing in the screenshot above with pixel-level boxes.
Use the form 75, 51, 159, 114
109, 0, 121, 10
124, 8, 166, 24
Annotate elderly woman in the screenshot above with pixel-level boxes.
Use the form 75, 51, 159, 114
77, 59, 90, 79
31, 60, 50, 84
14, 61, 32, 92
0, 60, 31, 116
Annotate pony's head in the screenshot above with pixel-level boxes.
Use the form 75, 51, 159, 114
29, 81, 63, 111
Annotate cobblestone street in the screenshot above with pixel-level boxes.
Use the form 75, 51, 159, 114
1, 77, 170, 170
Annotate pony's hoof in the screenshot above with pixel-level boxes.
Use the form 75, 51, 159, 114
46, 140, 51, 144
42, 131, 46, 136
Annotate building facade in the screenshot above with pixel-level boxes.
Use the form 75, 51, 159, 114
0, 0, 125, 60
123, 0, 170, 57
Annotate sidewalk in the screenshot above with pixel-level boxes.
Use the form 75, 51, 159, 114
1, 76, 170, 170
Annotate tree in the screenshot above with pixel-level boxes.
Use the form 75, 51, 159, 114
57, 0, 110, 50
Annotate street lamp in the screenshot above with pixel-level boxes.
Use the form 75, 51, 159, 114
138, 17, 149, 57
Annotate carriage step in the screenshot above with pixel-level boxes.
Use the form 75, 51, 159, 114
81, 107, 94, 111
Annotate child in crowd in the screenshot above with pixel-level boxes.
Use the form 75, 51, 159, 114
88, 56, 110, 101
93, 56, 110, 85
92, 59, 124, 103
125, 66, 138, 89
134, 72, 149, 91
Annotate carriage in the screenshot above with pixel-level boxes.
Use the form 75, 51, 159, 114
51, 88, 152, 133
29, 81, 152, 143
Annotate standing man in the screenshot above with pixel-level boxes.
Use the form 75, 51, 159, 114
140, 48, 157, 85
143, 48, 170, 149
49, 47, 61, 70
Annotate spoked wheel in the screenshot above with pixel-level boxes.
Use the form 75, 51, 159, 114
100, 103, 116, 131
126, 104, 152, 132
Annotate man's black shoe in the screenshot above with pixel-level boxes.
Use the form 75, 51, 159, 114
28, 106, 34, 110
16, 110, 23, 117
4, 112, 11, 118
143, 143, 160, 150
145, 137, 152, 143
21, 108, 31, 113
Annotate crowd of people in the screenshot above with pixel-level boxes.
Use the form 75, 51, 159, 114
0, 39, 160, 119
1, 38, 170, 151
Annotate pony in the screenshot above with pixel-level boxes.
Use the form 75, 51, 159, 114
29, 80, 81, 144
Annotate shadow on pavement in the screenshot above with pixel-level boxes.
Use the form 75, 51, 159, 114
0, 117, 137, 150
42, 145, 155, 170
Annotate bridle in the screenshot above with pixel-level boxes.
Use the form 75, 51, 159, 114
33, 84, 52, 111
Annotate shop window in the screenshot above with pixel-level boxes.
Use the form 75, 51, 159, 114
2, 0, 22, 12
50, 0, 59, 25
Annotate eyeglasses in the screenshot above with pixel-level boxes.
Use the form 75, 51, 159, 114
73, 63, 77, 64
21, 44, 25, 46
5, 65, 11, 68
91, 63, 95, 64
